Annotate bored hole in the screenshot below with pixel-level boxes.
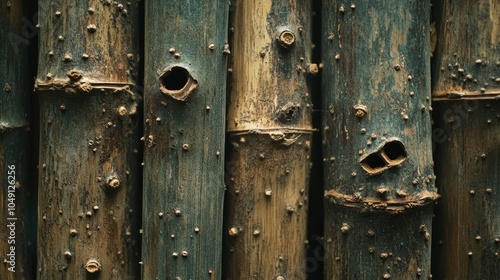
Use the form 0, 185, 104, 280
160, 66, 189, 91
361, 154, 386, 171
383, 141, 407, 161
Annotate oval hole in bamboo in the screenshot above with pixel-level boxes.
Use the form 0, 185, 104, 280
159, 66, 197, 101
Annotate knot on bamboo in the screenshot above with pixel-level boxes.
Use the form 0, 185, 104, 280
325, 189, 440, 214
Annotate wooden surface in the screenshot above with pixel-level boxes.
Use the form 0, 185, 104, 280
431, 1, 500, 278
321, 1, 438, 278
0, 1, 35, 279
223, 0, 313, 279
35, 1, 141, 278
142, 0, 228, 279
432, 100, 500, 280
432, 0, 500, 98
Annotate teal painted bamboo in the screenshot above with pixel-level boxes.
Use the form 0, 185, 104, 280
0, 2, 35, 279
142, 1, 228, 279
223, 0, 313, 278
35, 1, 141, 278
431, 0, 500, 278
321, 1, 438, 279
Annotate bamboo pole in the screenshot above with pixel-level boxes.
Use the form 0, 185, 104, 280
0, 1, 35, 279
321, 1, 438, 279
141, 1, 228, 279
431, 0, 500, 278
223, 1, 313, 279
35, 1, 141, 278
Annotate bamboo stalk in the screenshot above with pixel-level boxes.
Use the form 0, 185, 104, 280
223, 1, 313, 279
321, 1, 438, 279
431, 0, 500, 278
141, 1, 228, 279
0, 1, 35, 279
35, 1, 141, 278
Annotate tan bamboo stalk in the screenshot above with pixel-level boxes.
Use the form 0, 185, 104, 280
35, 1, 141, 278
431, 0, 500, 278
0, 1, 35, 278
223, 0, 314, 279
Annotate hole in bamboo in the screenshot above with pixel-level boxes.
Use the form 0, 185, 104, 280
361, 154, 386, 172
159, 66, 197, 101
382, 140, 407, 163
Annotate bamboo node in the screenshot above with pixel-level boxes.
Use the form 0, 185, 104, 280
85, 259, 101, 273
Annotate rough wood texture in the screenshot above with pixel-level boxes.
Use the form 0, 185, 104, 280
142, 1, 228, 279
432, 100, 500, 280
432, 0, 500, 98
35, 1, 141, 279
0, 1, 35, 278
321, 1, 438, 279
223, 0, 313, 279
431, 1, 500, 278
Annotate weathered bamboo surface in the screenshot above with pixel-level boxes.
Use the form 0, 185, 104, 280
322, 1, 438, 279
142, 1, 228, 279
223, 0, 313, 279
431, 0, 500, 278
432, 0, 500, 98
0, 1, 35, 279
35, 1, 141, 278
432, 100, 500, 280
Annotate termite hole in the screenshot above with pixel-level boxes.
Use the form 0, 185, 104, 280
382, 141, 407, 162
362, 154, 386, 171
160, 66, 189, 92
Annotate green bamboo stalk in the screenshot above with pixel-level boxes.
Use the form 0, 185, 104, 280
0, 2, 35, 279
223, 1, 313, 279
431, 0, 500, 278
35, 1, 141, 278
141, 1, 228, 279
321, 1, 438, 279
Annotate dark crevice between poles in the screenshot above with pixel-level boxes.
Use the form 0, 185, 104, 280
306, 0, 324, 279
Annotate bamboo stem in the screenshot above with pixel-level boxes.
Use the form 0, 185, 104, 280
142, 1, 229, 279
431, 0, 500, 278
321, 1, 437, 278
0, 1, 35, 279
35, 1, 141, 278
223, 0, 313, 278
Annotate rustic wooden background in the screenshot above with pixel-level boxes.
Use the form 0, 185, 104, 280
1, 0, 499, 279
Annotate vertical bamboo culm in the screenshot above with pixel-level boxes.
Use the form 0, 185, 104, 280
0, 1, 35, 279
223, 0, 313, 279
322, 1, 438, 279
142, 1, 228, 279
35, 1, 141, 278
431, 0, 500, 278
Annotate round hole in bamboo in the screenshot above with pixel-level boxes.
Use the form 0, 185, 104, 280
159, 66, 197, 101
382, 140, 407, 163
361, 153, 386, 173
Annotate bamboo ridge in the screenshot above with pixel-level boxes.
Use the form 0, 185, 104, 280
223, 0, 313, 278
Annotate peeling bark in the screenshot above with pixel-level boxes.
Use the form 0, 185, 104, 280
322, 1, 437, 279
223, 0, 313, 279
35, 1, 141, 278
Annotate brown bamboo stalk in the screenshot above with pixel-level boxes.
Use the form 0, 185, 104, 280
35, 1, 141, 278
223, 0, 314, 279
